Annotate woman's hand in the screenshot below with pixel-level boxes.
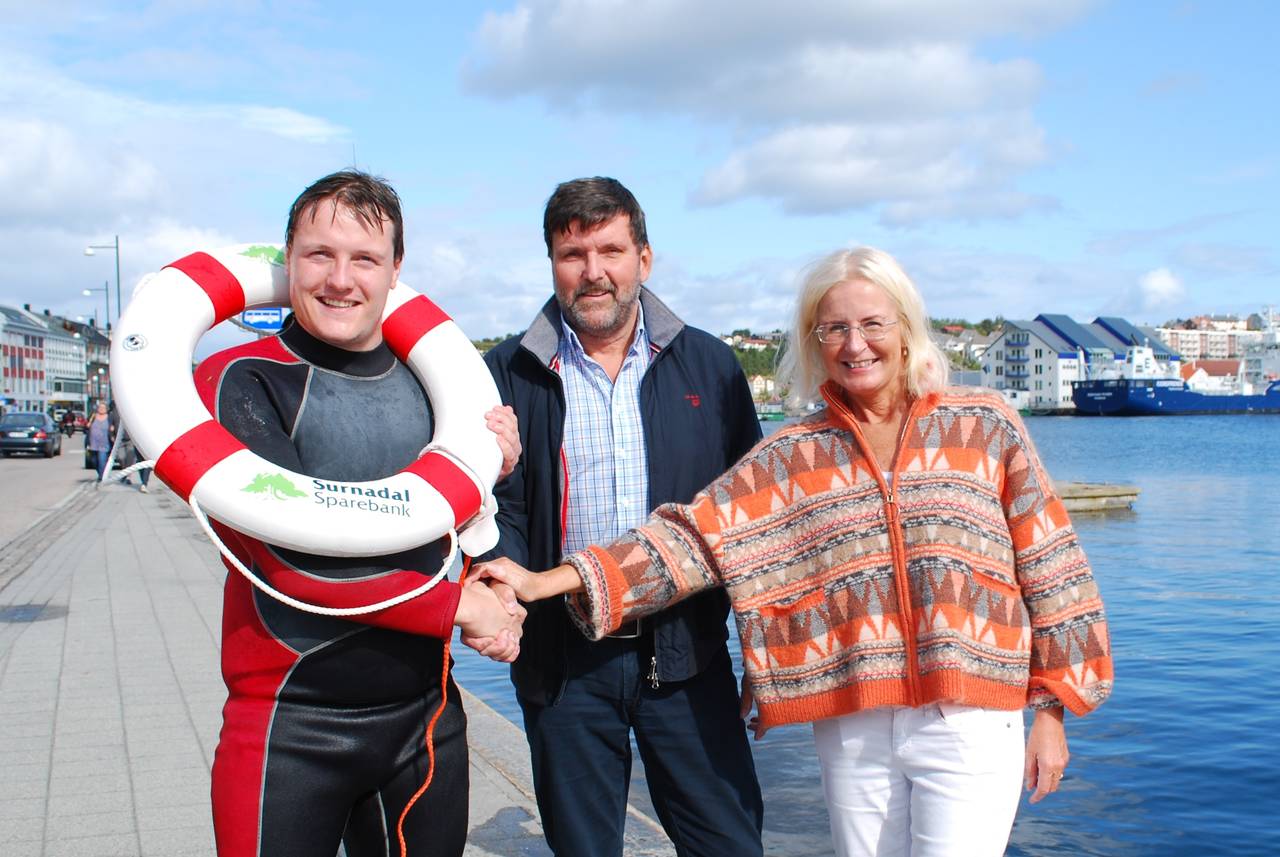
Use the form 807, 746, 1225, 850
455, 577, 525, 663
1024, 706, 1069, 804
472, 557, 540, 602
472, 557, 584, 602
485, 405, 521, 481
739, 675, 770, 741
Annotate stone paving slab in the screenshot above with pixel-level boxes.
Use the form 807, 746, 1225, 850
0, 480, 677, 856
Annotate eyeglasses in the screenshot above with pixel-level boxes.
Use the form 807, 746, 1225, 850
812, 319, 898, 345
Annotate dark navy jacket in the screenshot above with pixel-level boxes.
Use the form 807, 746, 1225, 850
483, 289, 762, 705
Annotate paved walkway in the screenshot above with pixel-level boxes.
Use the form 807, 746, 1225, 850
0, 480, 675, 857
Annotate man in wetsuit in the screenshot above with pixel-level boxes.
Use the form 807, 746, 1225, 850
195, 170, 523, 857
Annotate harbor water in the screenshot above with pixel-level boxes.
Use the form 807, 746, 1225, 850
453, 414, 1280, 856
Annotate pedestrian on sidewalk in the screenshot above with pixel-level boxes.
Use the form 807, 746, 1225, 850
194, 170, 525, 857
480, 177, 765, 857
86, 401, 111, 482
107, 401, 150, 492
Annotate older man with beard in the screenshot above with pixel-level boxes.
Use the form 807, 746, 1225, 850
481, 177, 765, 857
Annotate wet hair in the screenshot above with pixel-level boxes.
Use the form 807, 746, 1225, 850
542, 177, 648, 255
777, 247, 949, 406
285, 170, 404, 263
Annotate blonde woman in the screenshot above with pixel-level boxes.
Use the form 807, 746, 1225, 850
478, 247, 1112, 857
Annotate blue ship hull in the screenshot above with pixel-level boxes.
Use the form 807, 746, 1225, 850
1073, 379, 1280, 415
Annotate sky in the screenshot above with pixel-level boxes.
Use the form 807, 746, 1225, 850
1, 1, 1276, 358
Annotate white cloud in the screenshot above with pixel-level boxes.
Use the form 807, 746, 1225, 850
231, 107, 348, 144
1171, 243, 1277, 278
1099, 267, 1187, 318
693, 111, 1052, 223
0, 118, 160, 228
396, 224, 551, 341
462, 0, 1089, 222
1086, 212, 1249, 256
1138, 268, 1186, 310
0, 50, 348, 325
0, 54, 348, 228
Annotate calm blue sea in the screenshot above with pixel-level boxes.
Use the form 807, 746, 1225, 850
453, 414, 1280, 856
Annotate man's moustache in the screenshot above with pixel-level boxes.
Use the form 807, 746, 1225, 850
574, 282, 615, 299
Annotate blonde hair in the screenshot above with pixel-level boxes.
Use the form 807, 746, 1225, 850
777, 247, 949, 406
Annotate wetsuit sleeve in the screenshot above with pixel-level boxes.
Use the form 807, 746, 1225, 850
997, 401, 1114, 716
196, 351, 462, 639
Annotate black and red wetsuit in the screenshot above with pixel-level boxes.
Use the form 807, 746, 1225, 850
195, 320, 468, 857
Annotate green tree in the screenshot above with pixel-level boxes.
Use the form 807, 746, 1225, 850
975, 316, 1005, 336
242, 473, 307, 500
240, 245, 285, 266
472, 333, 522, 354
733, 346, 780, 378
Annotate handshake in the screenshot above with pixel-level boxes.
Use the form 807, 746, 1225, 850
455, 571, 527, 664
454, 557, 553, 664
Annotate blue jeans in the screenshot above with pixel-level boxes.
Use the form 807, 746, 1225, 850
93, 449, 110, 481
519, 638, 763, 857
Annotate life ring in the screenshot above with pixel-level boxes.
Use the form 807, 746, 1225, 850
109, 244, 502, 558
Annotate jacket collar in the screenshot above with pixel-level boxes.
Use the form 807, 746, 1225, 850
519, 286, 685, 369
819, 380, 945, 431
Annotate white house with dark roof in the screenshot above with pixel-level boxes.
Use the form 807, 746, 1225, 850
980, 319, 1083, 410
981, 314, 1184, 411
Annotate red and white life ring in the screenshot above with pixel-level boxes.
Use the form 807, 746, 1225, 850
110, 244, 502, 558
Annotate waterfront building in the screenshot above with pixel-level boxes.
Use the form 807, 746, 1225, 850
31, 309, 89, 414
0, 304, 49, 413
66, 319, 111, 407
981, 314, 1182, 412
1156, 325, 1260, 360
1180, 359, 1242, 394
721, 332, 775, 351
748, 374, 776, 399
1241, 309, 1280, 391
980, 318, 1082, 411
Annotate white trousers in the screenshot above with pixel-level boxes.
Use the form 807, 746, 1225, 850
812, 704, 1024, 857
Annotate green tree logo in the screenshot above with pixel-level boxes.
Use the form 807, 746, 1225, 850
240, 245, 285, 266
241, 473, 307, 500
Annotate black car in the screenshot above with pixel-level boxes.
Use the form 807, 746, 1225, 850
0, 412, 63, 458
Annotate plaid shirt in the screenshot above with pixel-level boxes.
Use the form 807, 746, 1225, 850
558, 308, 652, 556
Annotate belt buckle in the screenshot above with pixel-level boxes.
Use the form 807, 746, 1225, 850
606, 618, 643, 639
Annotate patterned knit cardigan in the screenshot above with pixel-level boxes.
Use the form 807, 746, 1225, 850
566, 385, 1113, 729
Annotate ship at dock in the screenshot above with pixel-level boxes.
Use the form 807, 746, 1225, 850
1072, 317, 1280, 415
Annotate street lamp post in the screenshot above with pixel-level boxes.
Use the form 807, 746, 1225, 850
84, 235, 121, 324
83, 282, 111, 333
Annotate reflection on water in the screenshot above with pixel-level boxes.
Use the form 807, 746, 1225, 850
454, 414, 1280, 856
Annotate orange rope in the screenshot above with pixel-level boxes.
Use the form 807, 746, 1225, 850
395, 555, 471, 857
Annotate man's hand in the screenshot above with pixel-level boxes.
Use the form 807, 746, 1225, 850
485, 405, 521, 481
456, 577, 525, 663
